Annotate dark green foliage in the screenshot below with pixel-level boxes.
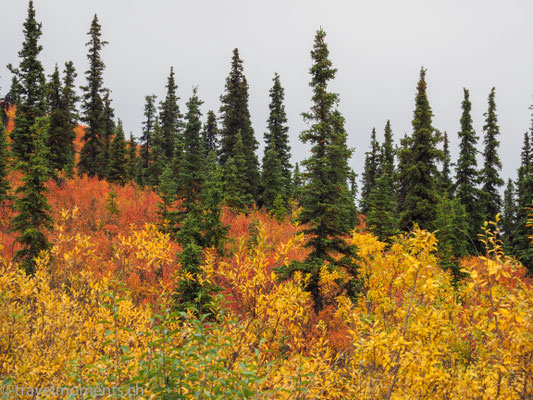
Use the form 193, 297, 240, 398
8, 0, 47, 164
177, 88, 204, 208
398, 68, 442, 231
455, 88, 482, 251
292, 162, 303, 202
0, 123, 10, 202
283, 29, 358, 311
47, 64, 77, 176
480, 87, 504, 222
140, 94, 157, 180
203, 110, 219, 155
61, 61, 79, 177
395, 133, 413, 214
441, 131, 453, 195
146, 120, 167, 187
271, 193, 287, 222
159, 67, 181, 160
11, 116, 52, 275
366, 170, 398, 243
381, 120, 395, 177
97, 89, 115, 178
261, 143, 285, 211
435, 193, 469, 281
78, 14, 108, 178
223, 131, 254, 210
173, 152, 227, 314
264, 73, 292, 185
106, 120, 127, 184
512, 126, 533, 272
502, 178, 516, 252
348, 169, 358, 205
157, 162, 178, 236
126, 133, 138, 182
199, 152, 228, 252
105, 187, 121, 218
360, 127, 380, 213
219, 49, 260, 199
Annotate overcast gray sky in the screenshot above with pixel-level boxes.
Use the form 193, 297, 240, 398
1, 0, 532, 184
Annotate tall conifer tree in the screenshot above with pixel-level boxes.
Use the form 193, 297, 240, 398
78, 14, 108, 177
223, 131, 253, 210
455, 88, 481, 248
178, 88, 204, 208
147, 120, 166, 187
159, 67, 181, 160
361, 128, 380, 213
512, 122, 533, 271
441, 131, 453, 195
126, 133, 138, 182
8, 0, 47, 163
203, 110, 219, 155
502, 178, 517, 251
261, 142, 285, 211
47, 64, 77, 176
381, 120, 395, 176
11, 117, 52, 275
281, 29, 358, 310
398, 68, 442, 231
107, 119, 127, 184
0, 123, 10, 202
139, 94, 157, 183
264, 73, 292, 184
219, 49, 260, 199
98, 89, 115, 178
480, 87, 504, 222
61, 61, 79, 176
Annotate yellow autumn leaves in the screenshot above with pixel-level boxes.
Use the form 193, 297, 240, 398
0, 214, 532, 399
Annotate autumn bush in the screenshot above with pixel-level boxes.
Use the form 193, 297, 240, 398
1, 173, 532, 399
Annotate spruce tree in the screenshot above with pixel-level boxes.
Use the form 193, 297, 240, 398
78, 14, 108, 178
97, 89, 115, 178
0, 123, 10, 202
292, 162, 303, 202
219, 49, 260, 199
61, 61, 79, 176
512, 126, 533, 272
11, 116, 52, 275
360, 127, 380, 213
159, 67, 181, 160
47, 64, 77, 176
281, 29, 358, 310
480, 87, 504, 222
265, 73, 292, 184
173, 152, 227, 314
381, 120, 395, 177
203, 110, 219, 155
106, 119, 127, 184
126, 133, 138, 182
8, 0, 47, 163
146, 120, 166, 187
223, 130, 253, 210
455, 88, 481, 249
434, 193, 468, 281
139, 94, 157, 184
398, 68, 442, 231
261, 142, 284, 211
441, 131, 453, 195
177, 88, 204, 208
502, 178, 516, 252
366, 170, 398, 243
396, 133, 413, 214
